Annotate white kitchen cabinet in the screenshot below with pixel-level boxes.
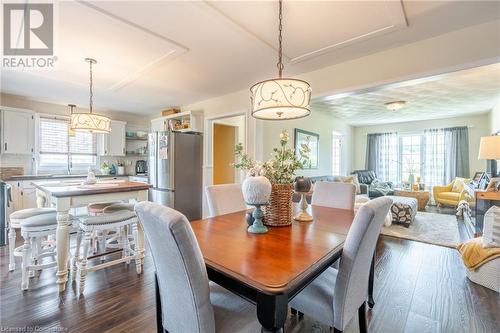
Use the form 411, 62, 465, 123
98, 120, 126, 156
7, 181, 37, 211
151, 111, 203, 133
151, 117, 167, 132
1, 109, 35, 154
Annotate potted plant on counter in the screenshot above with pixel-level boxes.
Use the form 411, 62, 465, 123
100, 162, 110, 175
234, 130, 309, 227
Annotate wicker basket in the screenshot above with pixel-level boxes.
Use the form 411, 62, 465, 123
264, 183, 293, 227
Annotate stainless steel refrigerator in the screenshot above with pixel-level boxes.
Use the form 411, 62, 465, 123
148, 131, 203, 221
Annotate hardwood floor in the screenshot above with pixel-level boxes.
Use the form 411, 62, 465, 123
1, 236, 498, 332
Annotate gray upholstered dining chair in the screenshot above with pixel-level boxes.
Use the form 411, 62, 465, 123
134, 201, 261, 333
312, 181, 357, 210
290, 197, 392, 333
205, 183, 247, 217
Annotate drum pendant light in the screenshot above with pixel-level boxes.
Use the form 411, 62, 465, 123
250, 0, 311, 120
70, 58, 111, 133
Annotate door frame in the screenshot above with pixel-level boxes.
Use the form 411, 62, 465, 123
203, 110, 254, 217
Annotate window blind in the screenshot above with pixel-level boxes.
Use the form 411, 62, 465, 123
38, 116, 97, 170
39, 117, 68, 154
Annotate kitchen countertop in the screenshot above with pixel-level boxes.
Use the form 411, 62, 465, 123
4, 174, 147, 181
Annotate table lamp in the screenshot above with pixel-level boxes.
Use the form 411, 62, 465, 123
478, 134, 500, 177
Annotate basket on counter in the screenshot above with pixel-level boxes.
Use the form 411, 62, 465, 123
264, 183, 293, 227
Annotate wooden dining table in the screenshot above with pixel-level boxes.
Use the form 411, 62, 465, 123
32, 179, 151, 292
189, 205, 373, 332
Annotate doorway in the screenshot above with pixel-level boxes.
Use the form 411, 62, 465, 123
213, 123, 237, 185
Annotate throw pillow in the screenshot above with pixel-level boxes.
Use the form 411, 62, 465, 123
452, 178, 466, 193
482, 206, 500, 248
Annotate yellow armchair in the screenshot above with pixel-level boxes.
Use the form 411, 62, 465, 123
433, 178, 472, 208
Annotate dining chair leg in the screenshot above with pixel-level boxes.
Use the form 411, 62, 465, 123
367, 253, 375, 308
79, 231, 92, 294
155, 273, 163, 333
358, 302, 367, 333
72, 229, 82, 281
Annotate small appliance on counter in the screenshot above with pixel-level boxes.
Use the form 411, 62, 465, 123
135, 160, 148, 175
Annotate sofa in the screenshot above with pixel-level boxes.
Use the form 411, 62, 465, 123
433, 177, 472, 208
292, 175, 367, 204
351, 170, 394, 198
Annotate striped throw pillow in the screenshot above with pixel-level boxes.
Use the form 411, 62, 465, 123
482, 206, 500, 248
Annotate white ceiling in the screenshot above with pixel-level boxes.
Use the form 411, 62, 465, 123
312, 62, 500, 126
1, 1, 500, 115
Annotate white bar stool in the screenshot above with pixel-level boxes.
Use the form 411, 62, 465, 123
8, 208, 56, 272
20, 212, 77, 290
72, 210, 142, 294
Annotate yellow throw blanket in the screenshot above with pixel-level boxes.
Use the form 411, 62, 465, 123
457, 237, 500, 270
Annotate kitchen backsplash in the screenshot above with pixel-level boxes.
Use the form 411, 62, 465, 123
0, 154, 33, 174
0, 154, 147, 176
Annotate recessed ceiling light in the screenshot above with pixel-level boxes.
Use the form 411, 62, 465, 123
385, 101, 406, 111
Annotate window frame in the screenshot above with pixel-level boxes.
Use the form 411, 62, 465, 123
331, 132, 343, 176
37, 114, 97, 173
398, 134, 424, 183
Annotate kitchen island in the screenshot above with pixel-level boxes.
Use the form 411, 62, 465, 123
32, 180, 151, 292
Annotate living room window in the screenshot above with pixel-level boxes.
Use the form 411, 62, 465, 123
38, 116, 97, 172
399, 135, 423, 183
332, 133, 343, 175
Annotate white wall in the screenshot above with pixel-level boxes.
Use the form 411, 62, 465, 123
262, 111, 353, 177
0, 93, 151, 175
352, 114, 491, 176
490, 101, 500, 134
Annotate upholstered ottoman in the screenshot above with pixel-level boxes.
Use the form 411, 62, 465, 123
386, 195, 418, 227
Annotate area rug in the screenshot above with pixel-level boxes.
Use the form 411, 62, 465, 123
381, 212, 460, 248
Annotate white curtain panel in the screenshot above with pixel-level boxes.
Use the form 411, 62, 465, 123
376, 133, 400, 185
423, 128, 446, 191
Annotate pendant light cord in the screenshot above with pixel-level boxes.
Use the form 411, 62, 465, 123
277, 0, 284, 78
89, 60, 93, 114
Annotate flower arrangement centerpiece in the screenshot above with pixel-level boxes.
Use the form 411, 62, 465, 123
235, 130, 308, 226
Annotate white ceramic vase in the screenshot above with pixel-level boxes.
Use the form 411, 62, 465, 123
242, 176, 272, 205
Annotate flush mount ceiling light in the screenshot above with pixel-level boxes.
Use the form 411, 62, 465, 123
385, 100, 406, 111
70, 58, 111, 133
250, 0, 311, 120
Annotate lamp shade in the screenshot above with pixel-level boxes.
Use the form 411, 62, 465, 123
70, 113, 111, 133
250, 78, 311, 120
478, 135, 500, 160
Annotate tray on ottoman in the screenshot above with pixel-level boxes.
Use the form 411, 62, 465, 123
386, 195, 418, 227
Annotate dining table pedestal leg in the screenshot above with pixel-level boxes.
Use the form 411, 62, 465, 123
256, 293, 288, 333
55, 198, 71, 292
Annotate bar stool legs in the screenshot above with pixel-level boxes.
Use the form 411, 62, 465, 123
21, 236, 32, 290
132, 224, 142, 274
79, 231, 92, 294
8, 227, 17, 271
72, 229, 82, 282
